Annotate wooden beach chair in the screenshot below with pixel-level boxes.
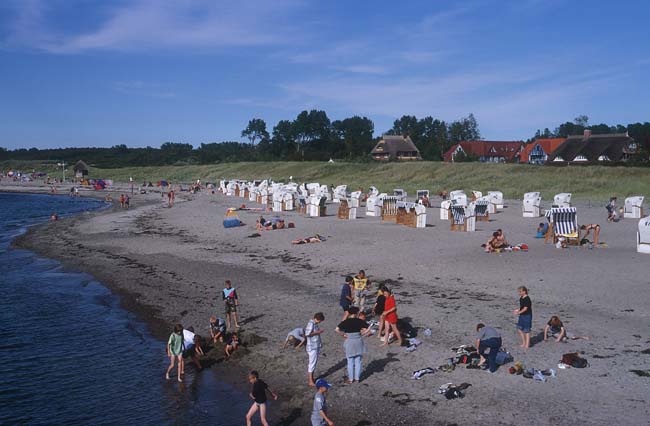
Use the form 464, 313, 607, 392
381, 196, 399, 222
282, 192, 295, 211
338, 199, 350, 219
637, 216, 650, 253
624, 196, 644, 219
523, 192, 542, 218
333, 185, 347, 204
471, 191, 483, 201
440, 200, 452, 220
550, 207, 579, 245
393, 189, 407, 200
415, 204, 427, 228
450, 205, 476, 232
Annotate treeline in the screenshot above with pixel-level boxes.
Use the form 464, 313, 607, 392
0, 110, 481, 166
1, 112, 649, 168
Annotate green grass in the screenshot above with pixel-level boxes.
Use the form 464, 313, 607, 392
85, 162, 650, 202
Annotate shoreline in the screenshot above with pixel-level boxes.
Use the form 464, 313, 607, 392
5, 182, 650, 425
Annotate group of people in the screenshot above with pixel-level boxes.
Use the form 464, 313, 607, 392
483, 229, 509, 252
474, 286, 589, 373
119, 194, 130, 209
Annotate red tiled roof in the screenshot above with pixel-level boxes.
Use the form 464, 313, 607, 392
443, 141, 524, 162
520, 138, 566, 162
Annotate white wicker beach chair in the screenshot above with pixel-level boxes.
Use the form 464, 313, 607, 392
415, 204, 427, 228
449, 190, 468, 207
474, 199, 490, 221
487, 191, 504, 210
332, 185, 347, 203
440, 200, 452, 220
523, 192, 542, 218
637, 216, 650, 253
450, 204, 475, 232
272, 191, 284, 212
393, 189, 407, 200
553, 193, 572, 208
471, 190, 483, 201
366, 193, 386, 217
624, 196, 644, 219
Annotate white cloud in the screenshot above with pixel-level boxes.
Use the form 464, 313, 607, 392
2, 0, 303, 53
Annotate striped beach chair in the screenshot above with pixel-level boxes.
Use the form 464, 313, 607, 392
550, 207, 579, 245
381, 196, 399, 222
474, 199, 490, 222
450, 204, 476, 232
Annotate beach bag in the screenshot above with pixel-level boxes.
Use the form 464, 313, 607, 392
495, 351, 513, 365
223, 217, 241, 228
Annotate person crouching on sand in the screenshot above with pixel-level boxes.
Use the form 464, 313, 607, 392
283, 328, 306, 349
544, 315, 590, 343
209, 315, 226, 343
166, 324, 184, 382
245, 370, 278, 426
475, 323, 502, 373
225, 332, 239, 359
513, 286, 532, 349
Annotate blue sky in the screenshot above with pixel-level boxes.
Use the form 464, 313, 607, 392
1, 0, 649, 149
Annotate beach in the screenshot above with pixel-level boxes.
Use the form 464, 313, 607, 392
7, 181, 650, 425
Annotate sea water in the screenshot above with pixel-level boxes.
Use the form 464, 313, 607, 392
0, 193, 249, 425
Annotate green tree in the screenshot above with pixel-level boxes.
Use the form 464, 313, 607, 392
271, 120, 295, 159
241, 118, 270, 145
332, 116, 375, 158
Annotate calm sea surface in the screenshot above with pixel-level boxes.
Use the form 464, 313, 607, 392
0, 192, 249, 425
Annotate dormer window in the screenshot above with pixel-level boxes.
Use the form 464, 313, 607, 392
573, 155, 588, 162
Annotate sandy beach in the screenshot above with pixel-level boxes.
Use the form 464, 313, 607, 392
6, 181, 649, 426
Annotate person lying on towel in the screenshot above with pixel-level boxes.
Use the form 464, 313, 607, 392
292, 234, 325, 244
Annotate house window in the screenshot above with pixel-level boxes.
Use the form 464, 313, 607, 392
553, 156, 565, 162
573, 155, 588, 162
598, 155, 610, 161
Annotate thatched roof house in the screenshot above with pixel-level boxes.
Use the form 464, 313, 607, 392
74, 160, 89, 177
548, 130, 637, 164
370, 135, 421, 161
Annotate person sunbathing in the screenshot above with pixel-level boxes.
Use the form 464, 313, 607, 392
544, 315, 590, 342
484, 232, 506, 253
496, 229, 509, 246
292, 235, 324, 244
580, 224, 601, 245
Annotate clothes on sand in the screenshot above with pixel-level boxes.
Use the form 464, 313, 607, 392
311, 392, 328, 426
168, 332, 183, 356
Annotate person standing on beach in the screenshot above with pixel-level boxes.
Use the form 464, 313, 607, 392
373, 286, 387, 341
311, 378, 334, 426
305, 312, 325, 387
340, 276, 354, 320
222, 280, 240, 330
380, 288, 402, 347
166, 324, 184, 382
513, 286, 532, 349
353, 270, 370, 312
245, 370, 278, 426
335, 307, 370, 384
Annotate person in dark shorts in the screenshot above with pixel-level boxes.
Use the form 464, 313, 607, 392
373, 286, 387, 341
513, 286, 532, 349
222, 280, 240, 330
339, 276, 354, 320
475, 323, 502, 373
245, 370, 278, 426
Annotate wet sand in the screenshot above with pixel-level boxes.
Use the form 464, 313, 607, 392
6, 181, 650, 425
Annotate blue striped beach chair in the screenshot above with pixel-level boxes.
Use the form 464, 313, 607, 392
550, 207, 579, 245
474, 199, 490, 222
450, 205, 475, 231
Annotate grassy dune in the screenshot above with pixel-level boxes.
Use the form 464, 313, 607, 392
91, 162, 650, 202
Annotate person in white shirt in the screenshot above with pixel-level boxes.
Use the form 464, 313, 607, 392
305, 313, 325, 387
